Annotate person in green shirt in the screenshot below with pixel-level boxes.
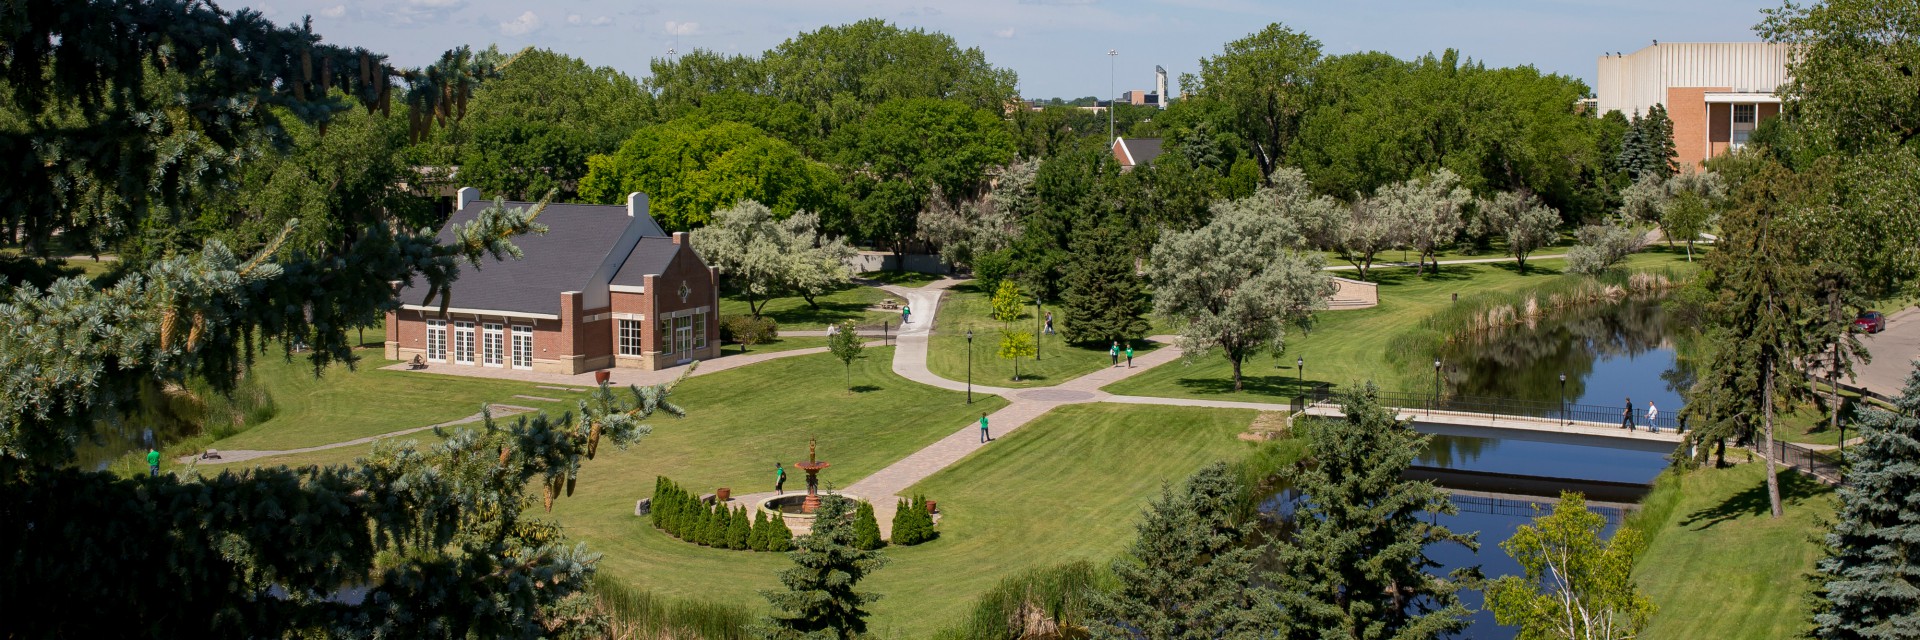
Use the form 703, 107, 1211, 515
979, 413, 991, 443
1109, 341, 1120, 367
147, 448, 160, 477
775, 462, 787, 495
1125, 344, 1135, 368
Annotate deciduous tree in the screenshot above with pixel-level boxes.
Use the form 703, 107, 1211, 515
691, 201, 855, 317
578, 119, 838, 230
1474, 191, 1563, 272
1194, 23, 1323, 177
1378, 169, 1471, 275
998, 330, 1037, 382
827, 321, 866, 391
1485, 492, 1656, 639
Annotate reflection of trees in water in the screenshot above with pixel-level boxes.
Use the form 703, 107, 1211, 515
1442, 299, 1684, 403
1417, 434, 1491, 469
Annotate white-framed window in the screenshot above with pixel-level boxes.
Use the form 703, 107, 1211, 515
1733, 103, 1756, 124
453, 321, 475, 365
512, 325, 533, 370
618, 319, 644, 356
426, 319, 447, 362
482, 323, 504, 367
692, 311, 708, 349
657, 317, 674, 355
1732, 104, 1757, 148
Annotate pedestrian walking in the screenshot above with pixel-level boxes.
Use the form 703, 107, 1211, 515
901, 304, 911, 325
1043, 311, 1055, 335
1646, 401, 1659, 433
774, 463, 786, 495
1109, 341, 1120, 367
1125, 344, 1134, 368
979, 413, 991, 443
147, 447, 160, 477
1621, 397, 1635, 431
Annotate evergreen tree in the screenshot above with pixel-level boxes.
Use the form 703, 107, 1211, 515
1813, 363, 1920, 637
1090, 462, 1275, 639
1268, 386, 1476, 639
729, 506, 754, 550
1643, 105, 1676, 179
707, 502, 730, 547
1060, 223, 1152, 345
759, 496, 888, 638
852, 501, 886, 551
750, 509, 771, 552
766, 513, 797, 553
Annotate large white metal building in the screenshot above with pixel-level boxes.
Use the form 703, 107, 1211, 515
1595, 42, 1795, 168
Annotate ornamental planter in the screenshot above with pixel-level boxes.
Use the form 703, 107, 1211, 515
716, 487, 731, 502
594, 370, 611, 385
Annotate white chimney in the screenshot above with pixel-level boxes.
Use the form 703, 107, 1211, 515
456, 186, 480, 211
626, 192, 648, 218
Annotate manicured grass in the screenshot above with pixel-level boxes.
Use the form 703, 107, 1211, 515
925, 283, 1159, 388
204, 354, 578, 452
1634, 462, 1835, 639
719, 335, 829, 355
718, 284, 899, 330
1103, 250, 1699, 401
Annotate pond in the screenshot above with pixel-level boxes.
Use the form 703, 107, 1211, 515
1260, 430, 1670, 639
1439, 297, 1690, 419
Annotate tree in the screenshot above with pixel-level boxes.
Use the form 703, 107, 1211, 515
1378, 169, 1471, 275
457, 114, 594, 202
1060, 223, 1152, 345
729, 506, 754, 550
577, 119, 839, 230
759, 495, 887, 639
1150, 182, 1333, 392
448, 49, 652, 202
916, 160, 1034, 271
998, 330, 1037, 382
990, 280, 1027, 328
1618, 107, 1677, 181
1090, 462, 1275, 639
890, 496, 937, 546
835, 98, 1015, 257
1485, 492, 1656, 639
851, 501, 885, 551
1813, 363, 1920, 638
1759, 0, 1920, 155
1475, 191, 1563, 272
1268, 387, 1475, 638
1566, 222, 1648, 275
1315, 195, 1403, 281
1195, 23, 1323, 177
827, 321, 866, 391
691, 201, 855, 317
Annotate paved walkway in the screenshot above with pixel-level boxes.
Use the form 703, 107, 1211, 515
180, 405, 541, 464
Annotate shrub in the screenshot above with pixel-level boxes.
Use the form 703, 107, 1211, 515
1567, 222, 1648, 275
726, 507, 751, 550
748, 510, 769, 551
852, 501, 885, 551
718, 315, 778, 351
705, 503, 727, 547
891, 495, 938, 546
971, 248, 1013, 293
764, 513, 795, 552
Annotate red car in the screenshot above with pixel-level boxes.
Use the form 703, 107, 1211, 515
1855, 311, 1887, 334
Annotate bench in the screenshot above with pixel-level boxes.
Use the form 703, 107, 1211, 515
880, 299, 899, 310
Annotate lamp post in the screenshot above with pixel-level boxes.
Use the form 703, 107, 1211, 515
966, 328, 974, 404
1559, 372, 1567, 425
1432, 359, 1442, 405
1297, 356, 1304, 386
1034, 296, 1043, 361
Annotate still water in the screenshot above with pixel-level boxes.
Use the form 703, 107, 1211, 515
1440, 298, 1689, 414
1261, 429, 1672, 637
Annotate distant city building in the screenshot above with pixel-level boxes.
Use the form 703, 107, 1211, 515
1596, 42, 1794, 168
1111, 137, 1163, 171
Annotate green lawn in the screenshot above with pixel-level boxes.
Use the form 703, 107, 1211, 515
718, 284, 899, 331
858, 270, 945, 288
1103, 250, 1699, 402
720, 335, 829, 355
566, 401, 1262, 636
926, 283, 1160, 388
203, 355, 579, 452
1635, 462, 1835, 638
1314, 231, 1582, 269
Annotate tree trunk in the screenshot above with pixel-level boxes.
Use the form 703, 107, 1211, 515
1230, 355, 1243, 392
1763, 364, 1782, 519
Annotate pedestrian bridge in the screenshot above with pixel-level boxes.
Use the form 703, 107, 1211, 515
1301, 404, 1685, 451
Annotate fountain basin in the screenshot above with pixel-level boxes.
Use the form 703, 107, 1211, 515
758, 492, 860, 535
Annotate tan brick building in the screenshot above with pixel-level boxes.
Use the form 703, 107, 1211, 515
385, 187, 721, 374
1596, 42, 1793, 168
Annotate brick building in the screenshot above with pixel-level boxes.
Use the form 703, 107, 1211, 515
1596, 42, 1794, 168
385, 187, 721, 374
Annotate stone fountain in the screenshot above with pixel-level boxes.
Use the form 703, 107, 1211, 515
794, 438, 831, 513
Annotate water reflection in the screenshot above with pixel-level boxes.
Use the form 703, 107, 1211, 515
1442, 298, 1687, 413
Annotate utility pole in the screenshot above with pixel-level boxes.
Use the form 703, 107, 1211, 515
1107, 49, 1118, 144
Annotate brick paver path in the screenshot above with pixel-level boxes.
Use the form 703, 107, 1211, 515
179, 404, 542, 465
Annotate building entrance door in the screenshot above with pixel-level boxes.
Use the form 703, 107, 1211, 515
675, 317, 692, 364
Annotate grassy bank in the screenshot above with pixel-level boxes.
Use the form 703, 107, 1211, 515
1633, 462, 1834, 638
1102, 250, 1700, 402
925, 282, 1159, 388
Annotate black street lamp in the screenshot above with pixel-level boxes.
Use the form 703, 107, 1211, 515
1297, 356, 1305, 386
1432, 359, 1443, 414
1034, 296, 1043, 361
1559, 372, 1567, 425
966, 327, 974, 404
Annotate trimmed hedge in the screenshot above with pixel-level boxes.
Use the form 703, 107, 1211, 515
650, 476, 791, 552
852, 500, 885, 550
890, 494, 938, 546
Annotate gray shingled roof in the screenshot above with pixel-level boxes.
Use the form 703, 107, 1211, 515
396, 200, 644, 316
1122, 137, 1164, 166
611, 236, 681, 287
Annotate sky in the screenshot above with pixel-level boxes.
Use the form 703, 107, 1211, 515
238, 0, 1781, 99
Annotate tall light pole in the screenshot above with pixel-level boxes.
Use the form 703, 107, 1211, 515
966, 328, 974, 404
1107, 49, 1118, 144
1433, 359, 1442, 404
1559, 372, 1568, 425
1297, 356, 1304, 386
1034, 296, 1043, 361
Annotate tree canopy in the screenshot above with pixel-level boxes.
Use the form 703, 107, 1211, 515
580, 118, 838, 230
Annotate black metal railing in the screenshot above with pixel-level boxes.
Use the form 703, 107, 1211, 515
1756, 438, 1843, 484
1298, 386, 1685, 433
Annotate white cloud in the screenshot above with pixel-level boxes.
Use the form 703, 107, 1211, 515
567, 14, 613, 26
376, 0, 466, 25
995, 27, 1016, 38
319, 4, 346, 18
665, 20, 699, 36
567, 13, 582, 24
500, 11, 542, 36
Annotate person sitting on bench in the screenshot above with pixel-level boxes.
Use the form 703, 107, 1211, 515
409, 354, 427, 369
